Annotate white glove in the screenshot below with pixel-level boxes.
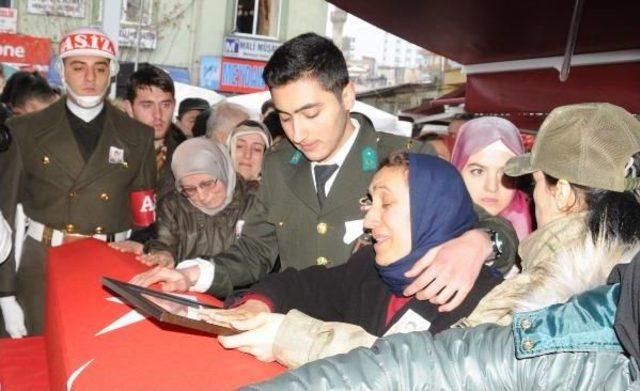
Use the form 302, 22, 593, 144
0, 296, 27, 338
0, 210, 11, 264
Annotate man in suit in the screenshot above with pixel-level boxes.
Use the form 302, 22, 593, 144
132, 33, 516, 310
0, 27, 156, 337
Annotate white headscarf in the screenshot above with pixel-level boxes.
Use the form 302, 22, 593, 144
171, 138, 236, 216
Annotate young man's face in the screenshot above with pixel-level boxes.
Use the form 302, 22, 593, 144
63, 56, 111, 98
177, 109, 202, 137
125, 86, 175, 140
272, 78, 355, 163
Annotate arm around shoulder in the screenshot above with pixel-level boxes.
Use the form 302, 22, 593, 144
474, 205, 518, 275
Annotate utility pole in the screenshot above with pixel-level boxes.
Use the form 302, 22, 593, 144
134, 0, 146, 71
102, 0, 123, 99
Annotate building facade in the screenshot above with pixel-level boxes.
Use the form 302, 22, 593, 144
0, 0, 328, 94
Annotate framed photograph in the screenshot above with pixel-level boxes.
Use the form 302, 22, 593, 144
102, 277, 238, 336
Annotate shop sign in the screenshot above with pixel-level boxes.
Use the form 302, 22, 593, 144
223, 36, 280, 61
0, 33, 51, 68
218, 57, 267, 94
0, 7, 17, 33
200, 56, 222, 91
27, 0, 85, 18
119, 27, 157, 49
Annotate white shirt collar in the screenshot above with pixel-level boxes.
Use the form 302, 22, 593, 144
311, 118, 361, 169
66, 98, 104, 123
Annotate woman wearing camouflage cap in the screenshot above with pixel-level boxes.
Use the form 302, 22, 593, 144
461, 102, 640, 327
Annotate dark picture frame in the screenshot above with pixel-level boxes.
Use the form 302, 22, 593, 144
102, 277, 238, 336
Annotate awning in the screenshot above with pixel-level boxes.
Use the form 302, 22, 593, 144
466, 62, 640, 127
331, 0, 640, 128
328, 0, 640, 64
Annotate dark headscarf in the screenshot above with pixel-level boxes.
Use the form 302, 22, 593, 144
376, 153, 478, 295
607, 251, 640, 363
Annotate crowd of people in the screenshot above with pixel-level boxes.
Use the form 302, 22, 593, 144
1, 26, 640, 389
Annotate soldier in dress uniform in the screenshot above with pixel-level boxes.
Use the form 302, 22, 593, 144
132, 33, 517, 309
0, 27, 157, 337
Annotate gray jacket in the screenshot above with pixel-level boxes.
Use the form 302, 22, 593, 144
245, 284, 639, 390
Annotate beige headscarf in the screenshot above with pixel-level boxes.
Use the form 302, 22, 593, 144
226, 119, 273, 163
171, 137, 236, 216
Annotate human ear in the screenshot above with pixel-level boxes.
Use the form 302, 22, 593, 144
341, 82, 356, 111
554, 179, 576, 211
123, 100, 134, 118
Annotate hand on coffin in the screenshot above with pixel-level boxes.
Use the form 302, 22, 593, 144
109, 240, 144, 255
129, 266, 197, 292
198, 299, 271, 329
136, 250, 175, 268
403, 229, 491, 312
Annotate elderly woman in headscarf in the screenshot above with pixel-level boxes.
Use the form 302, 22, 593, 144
197, 152, 502, 368
110, 138, 255, 267
451, 116, 532, 242
226, 120, 273, 183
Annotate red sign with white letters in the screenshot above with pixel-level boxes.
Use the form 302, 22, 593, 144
59, 33, 116, 57
0, 33, 51, 66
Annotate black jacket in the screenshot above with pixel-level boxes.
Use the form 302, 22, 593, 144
232, 245, 503, 336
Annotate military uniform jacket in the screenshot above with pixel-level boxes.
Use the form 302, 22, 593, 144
0, 98, 156, 294
206, 113, 517, 298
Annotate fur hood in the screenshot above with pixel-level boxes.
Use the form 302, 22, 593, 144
514, 234, 640, 313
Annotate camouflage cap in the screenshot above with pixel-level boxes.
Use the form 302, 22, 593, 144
505, 103, 640, 192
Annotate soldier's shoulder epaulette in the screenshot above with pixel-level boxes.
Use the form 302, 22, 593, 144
5, 100, 61, 136
265, 138, 297, 164
108, 105, 154, 146
376, 132, 426, 161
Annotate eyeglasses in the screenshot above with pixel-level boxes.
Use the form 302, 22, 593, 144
179, 178, 218, 198
359, 195, 372, 208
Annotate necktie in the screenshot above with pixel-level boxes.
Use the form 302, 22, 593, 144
314, 164, 339, 208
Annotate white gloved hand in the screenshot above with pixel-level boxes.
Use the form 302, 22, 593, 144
0, 296, 27, 338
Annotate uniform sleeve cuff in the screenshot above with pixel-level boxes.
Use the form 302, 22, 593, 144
176, 258, 214, 293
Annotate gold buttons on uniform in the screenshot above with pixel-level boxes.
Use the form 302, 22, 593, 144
520, 318, 532, 330
100, 193, 110, 201
316, 222, 328, 235
95, 226, 103, 234
42, 156, 50, 165
69, 191, 77, 198
521, 339, 535, 352
65, 224, 75, 233
277, 221, 285, 228
316, 256, 329, 266
122, 162, 129, 169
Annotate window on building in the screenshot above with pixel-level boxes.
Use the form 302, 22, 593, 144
0, 0, 11, 7
234, 0, 280, 38
122, 0, 153, 26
